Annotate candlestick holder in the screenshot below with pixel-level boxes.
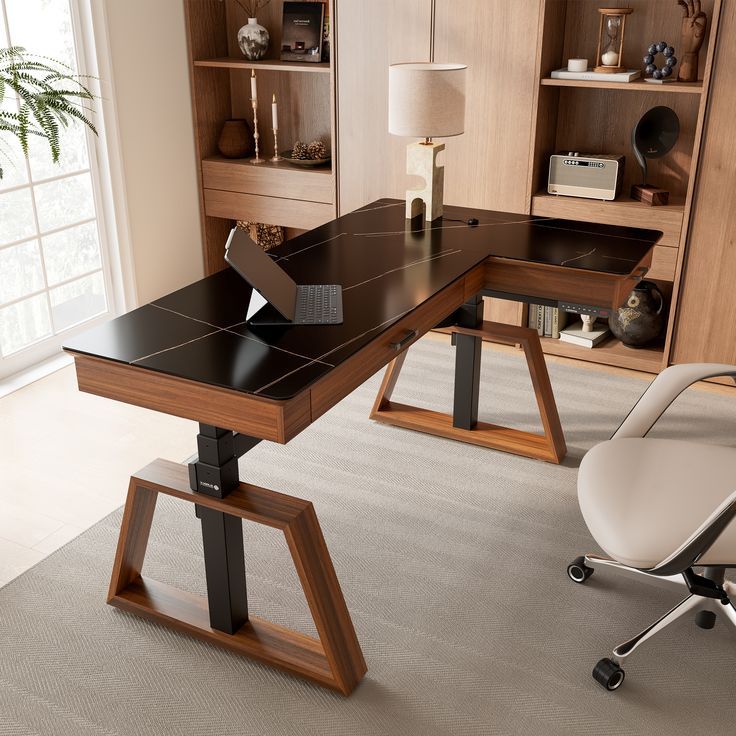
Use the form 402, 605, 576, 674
250, 99, 264, 165
271, 128, 283, 162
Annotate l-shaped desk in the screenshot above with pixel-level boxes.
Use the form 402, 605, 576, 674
64, 199, 661, 695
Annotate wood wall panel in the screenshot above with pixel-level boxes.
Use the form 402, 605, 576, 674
671, 0, 736, 364
433, 0, 544, 326
336, 0, 433, 215
432, 0, 542, 215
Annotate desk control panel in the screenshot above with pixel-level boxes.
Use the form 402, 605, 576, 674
558, 301, 611, 319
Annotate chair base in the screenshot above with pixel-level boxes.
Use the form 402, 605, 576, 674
568, 553, 736, 690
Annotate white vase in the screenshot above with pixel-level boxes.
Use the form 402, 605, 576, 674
238, 17, 269, 61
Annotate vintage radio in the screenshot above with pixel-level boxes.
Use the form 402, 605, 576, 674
548, 152, 625, 201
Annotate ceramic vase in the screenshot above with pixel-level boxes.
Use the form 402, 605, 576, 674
217, 119, 253, 159
608, 280, 666, 348
238, 18, 269, 61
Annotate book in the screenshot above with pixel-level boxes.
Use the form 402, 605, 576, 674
550, 68, 641, 82
559, 320, 611, 348
536, 305, 544, 336
528, 304, 539, 331
280, 2, 325, 63
551, 308, 568, 339
543, 306, 552, 338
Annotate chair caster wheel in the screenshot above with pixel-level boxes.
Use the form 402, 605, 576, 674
592, 658, 625, 691
695, 610, 717, 629
567, 556, 594, 584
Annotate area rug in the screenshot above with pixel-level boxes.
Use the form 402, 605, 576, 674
2, 338, 735, 736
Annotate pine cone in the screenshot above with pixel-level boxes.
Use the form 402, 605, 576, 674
291, 141, 309, 160
307, 140, 327, 160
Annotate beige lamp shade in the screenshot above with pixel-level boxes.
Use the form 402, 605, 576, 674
388, 62, 467, 138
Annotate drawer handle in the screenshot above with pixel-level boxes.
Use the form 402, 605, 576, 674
390, 329, 418, 351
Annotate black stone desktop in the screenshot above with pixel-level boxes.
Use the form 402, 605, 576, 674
64, 199, 661, 400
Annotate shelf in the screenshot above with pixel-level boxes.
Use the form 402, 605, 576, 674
194, 57, 331, 74
540, 335, 664, 373
204, 155, 332, 176
540, 77, 703, 94
437, 322, 665, 373
531, 192, 685, 248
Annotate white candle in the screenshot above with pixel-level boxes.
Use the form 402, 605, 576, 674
250, 69, 257, 101
272, 93, 278, 130
567, 58, 588, 72
601, 50, 619, 66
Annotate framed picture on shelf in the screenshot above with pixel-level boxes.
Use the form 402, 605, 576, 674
280, 1, 325, 63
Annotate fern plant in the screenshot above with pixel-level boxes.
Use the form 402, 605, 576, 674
0, 46, 97, 179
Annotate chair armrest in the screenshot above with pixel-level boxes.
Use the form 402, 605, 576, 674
613, 363, 736, 440
642, 488, 736, 577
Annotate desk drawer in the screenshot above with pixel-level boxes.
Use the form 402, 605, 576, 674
309, 272, 474, 419
202, 159, 334, 204
204, 189, 335, 231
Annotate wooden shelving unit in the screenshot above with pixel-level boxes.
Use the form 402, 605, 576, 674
184, 0, 337, 275
524, 0, 722, 373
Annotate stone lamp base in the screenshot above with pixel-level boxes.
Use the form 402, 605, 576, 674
405, 140, 445, 222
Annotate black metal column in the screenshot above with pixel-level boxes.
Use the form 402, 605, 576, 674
452, 294, 484, 430
188, 424, 259, 635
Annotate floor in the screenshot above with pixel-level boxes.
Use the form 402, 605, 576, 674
0, 362, 196, 587
0, 338, 730, 588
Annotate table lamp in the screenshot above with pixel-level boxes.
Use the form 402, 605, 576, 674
388, 62, 467, 221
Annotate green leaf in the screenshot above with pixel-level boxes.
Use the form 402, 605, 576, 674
0, 46, 98, 179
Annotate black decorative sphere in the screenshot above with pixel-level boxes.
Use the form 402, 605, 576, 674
648, 43, 658, 55
653, 69, 663, 79
661, 65, 672, 77
644, 54, 654, 64
664, 45, 675, 57
657, 41, 667, 52
666, 56, 677, 67
645, 63, 656, 75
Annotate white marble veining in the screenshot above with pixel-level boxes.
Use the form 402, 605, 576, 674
146, 303, 335, 367
342, 249, 463, 292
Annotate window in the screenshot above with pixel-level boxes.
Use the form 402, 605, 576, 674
0, 0, 119, 379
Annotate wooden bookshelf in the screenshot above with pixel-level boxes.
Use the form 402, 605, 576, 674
540, 78, 704, 94
184, 0, 337, 274
524, 0, 722, 373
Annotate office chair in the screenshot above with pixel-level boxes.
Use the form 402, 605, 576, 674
566, 363, 736, 691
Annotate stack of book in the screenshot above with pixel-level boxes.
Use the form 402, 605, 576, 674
559, 319, 611, 348
528, 305, 568, 339
529, 305, 612, 348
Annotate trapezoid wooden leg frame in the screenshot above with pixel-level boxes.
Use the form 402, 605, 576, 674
370, 320, 567, 464
107, 458, 366, 695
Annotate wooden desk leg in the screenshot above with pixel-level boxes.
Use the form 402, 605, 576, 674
370, 320, 567, 464
108, 451, 366, 695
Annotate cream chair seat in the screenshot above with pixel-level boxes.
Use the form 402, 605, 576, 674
568, 363, 736, 691
579, 437, 736, 570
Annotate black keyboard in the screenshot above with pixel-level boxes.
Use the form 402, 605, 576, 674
295, 284, 343, 324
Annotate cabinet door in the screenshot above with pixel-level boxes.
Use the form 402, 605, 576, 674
671, 1, 736, 364
336, 0, 433, 214
433, 0, 541, 214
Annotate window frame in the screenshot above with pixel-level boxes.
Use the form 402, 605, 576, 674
0, 0, 136, 381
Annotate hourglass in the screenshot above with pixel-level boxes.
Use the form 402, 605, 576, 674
594, 8, 633, 73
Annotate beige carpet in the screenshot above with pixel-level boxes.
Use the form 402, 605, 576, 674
1, 338, 735, 735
